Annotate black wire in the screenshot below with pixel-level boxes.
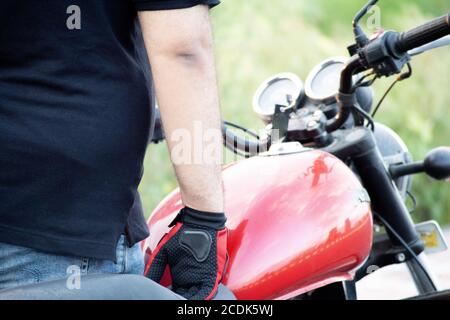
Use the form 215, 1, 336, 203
223, 121, 261, 158
354, 73, 371, 87
353, 70, 378, 88
371, 79, 399, 118
371, 63, 413, 118
353, 104, 375, 131
407, 190, 417, 214
226, 145, 250, 158
351, 73, 377, 130
224, 136, 252, 158
352, 108, 364, 126
355, 75, 378, 89
223, 121, 260, 139
373, 212, 438, 292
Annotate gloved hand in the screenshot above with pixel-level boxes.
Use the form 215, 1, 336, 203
144, 206, 228, 300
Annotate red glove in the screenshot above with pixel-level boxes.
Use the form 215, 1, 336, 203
144, 207, 228, 300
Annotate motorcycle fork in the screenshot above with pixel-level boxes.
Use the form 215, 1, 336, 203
349, 129, 438, 294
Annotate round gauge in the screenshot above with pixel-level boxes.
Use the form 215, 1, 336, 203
304, 57, 349, 105
304, 57, 374, 112
252, 73, 304, 122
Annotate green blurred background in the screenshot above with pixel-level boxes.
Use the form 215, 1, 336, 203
139, 0, 450, 224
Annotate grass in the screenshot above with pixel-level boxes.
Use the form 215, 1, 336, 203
139, 0, 450, 224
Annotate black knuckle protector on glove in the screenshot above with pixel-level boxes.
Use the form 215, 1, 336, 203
179, 228, 212, 263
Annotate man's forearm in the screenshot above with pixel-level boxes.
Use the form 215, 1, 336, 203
139, 7, 224, 213
153, 51, 224, 213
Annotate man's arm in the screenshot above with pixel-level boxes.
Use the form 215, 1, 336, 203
138, 5, 224, 213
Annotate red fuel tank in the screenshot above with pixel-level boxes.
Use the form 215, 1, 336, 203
144, 149, 373, 300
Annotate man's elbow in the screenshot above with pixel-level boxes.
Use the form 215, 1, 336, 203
174, 37, 214, 68
154, 34, 214, 69
175, 49, 208, 67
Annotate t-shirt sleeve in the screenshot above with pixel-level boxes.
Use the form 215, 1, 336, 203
133, 0, 220, 11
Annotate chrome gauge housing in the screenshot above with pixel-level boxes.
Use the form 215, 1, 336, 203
304, 57, 347, 105
304, 57, 374, 112
252, 73, 304, 123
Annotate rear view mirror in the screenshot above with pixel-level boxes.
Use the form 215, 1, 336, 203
424, 147, 450, 181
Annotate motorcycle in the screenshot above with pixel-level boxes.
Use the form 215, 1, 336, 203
1, 0, 449, 300
145, 0, 450, 300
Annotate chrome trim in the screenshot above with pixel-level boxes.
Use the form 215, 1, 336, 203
261, 142, 309, 157
304, 56, 348, 105
252, 72, 304, 122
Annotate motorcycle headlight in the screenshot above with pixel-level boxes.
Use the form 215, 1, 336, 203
252, 73, 304, 123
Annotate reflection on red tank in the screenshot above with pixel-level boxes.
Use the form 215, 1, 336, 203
145, 150, 372, 300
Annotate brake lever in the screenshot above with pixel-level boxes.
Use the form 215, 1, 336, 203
408, 35, 450, 56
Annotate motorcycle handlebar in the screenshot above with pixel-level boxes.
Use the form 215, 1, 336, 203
328, 13, 450, 134
222, 124, 269, 156
148, 117, 268, 156
327, 55, 364, 132
395, 13, 450, 53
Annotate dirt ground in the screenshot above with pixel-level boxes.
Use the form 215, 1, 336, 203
357, 228, 450, 300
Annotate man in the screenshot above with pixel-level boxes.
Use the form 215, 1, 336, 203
0, 0, 227, 300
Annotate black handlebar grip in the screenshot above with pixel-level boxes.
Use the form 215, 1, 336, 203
396, 13, 450, 52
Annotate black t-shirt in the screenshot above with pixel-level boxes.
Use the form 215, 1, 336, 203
0, 0, 219, 261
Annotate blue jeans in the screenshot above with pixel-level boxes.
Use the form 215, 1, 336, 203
0, 235, 144, 291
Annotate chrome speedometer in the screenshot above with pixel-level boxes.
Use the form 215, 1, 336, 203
304, 57, 373, 112
253, 73, 304, 122
304, 57, 348, 104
